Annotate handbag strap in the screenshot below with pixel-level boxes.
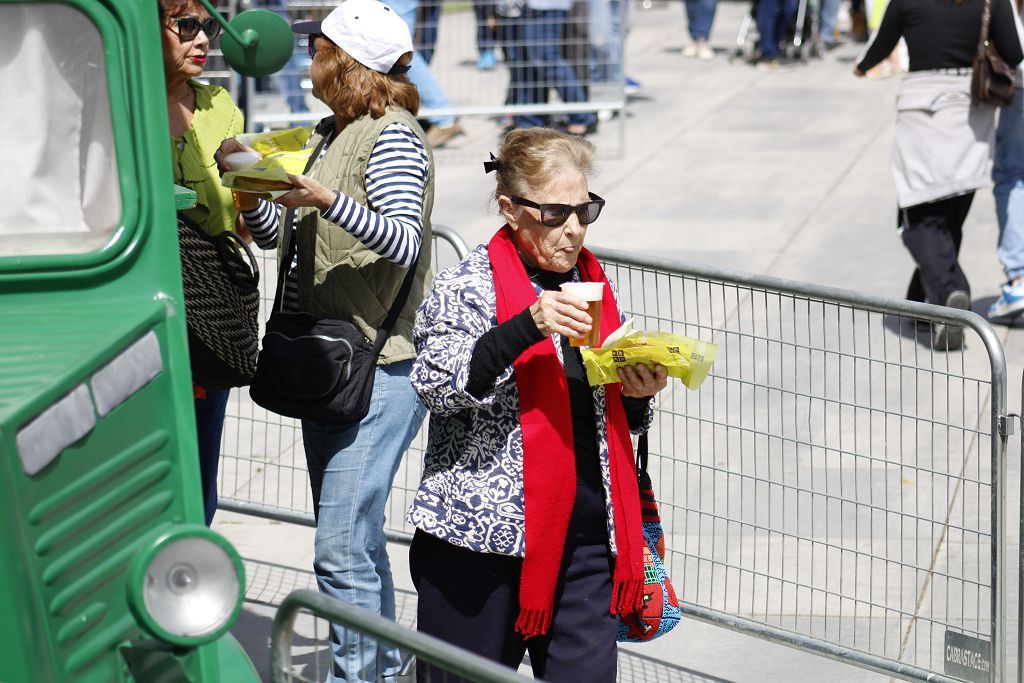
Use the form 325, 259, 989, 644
979, 0, 993, 53
636, 432, 649, 479
272, 116, 335, 312
273, 114, 422, 358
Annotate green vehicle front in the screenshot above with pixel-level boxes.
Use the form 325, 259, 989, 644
0, 1, 291, 680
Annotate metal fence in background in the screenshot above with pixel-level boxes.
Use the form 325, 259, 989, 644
271, 590, 529, 682
204, 0, 629, 151
220, 240, 1010, 682
591, 246, 1008, 683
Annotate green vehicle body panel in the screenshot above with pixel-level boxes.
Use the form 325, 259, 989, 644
0, 0, 258, 680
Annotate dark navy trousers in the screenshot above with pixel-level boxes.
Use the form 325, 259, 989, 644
410, 529, 618, 682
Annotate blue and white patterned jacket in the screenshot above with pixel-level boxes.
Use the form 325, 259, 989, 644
408, 244, 653, 557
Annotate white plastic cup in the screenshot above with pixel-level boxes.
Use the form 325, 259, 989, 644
559, 281, 605, 346
223, 151, 261, 171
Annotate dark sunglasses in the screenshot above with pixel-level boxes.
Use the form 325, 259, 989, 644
307, 33, 322, 58
170, 15, 221, 42
510, 192, 605, 227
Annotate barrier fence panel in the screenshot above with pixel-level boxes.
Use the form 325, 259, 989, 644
271, 589, 530, 682
203, 0, 629, 154
590, 246, 1008, 683
219, 236, 1009, 681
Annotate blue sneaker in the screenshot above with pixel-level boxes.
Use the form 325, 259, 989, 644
624, 76, 643, 96
988, 280, 1024, 320
476, 49, 496, 70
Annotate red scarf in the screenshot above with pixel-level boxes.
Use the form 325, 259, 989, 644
487, 225, 644, 638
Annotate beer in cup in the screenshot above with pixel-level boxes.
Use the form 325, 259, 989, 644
559, 281, 605, 347
223, 151, 262, 210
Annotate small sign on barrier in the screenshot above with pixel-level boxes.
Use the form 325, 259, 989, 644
944, 630, 991, 682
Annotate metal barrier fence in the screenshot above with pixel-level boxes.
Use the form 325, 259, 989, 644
272, 589, 529, 681
589, 246, 1008, 683
220, 241, 1009, 682
204, 0, 629, 150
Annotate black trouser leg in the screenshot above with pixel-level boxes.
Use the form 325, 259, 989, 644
526, 542, 618, 682
899, 192, 974, 305
410, 530, 617, 682
411, 531, 526, 681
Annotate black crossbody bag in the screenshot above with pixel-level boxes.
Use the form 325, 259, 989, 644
249, 120, 419, 424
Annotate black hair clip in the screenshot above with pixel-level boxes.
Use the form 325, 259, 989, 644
483, 152, 503, 174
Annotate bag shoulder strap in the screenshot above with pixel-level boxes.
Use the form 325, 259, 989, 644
273, 114, 421, 358
273, 116, 335, 312
979, 0, 993, 51
637, 431, 649, 477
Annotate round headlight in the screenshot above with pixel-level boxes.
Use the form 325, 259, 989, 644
128, 528, 244, 646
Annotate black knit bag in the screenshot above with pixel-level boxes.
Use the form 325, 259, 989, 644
177, 213, 260, 390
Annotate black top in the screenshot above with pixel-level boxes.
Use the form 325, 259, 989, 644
857, 0, 1023, 73
466, 263, 651, 542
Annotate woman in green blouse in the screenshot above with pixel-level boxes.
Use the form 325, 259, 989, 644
160, 0, 244, 525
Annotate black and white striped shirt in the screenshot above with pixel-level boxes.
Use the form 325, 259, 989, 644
244, 122, 430, 312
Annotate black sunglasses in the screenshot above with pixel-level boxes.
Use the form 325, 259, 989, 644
510, 192, 605, 227
170, 15, 221, 42
307, 33, 322, 58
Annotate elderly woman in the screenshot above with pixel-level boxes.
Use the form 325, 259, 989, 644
409, 128, 667, 681
218, 0, 432, 679
855, 0, 1023, 349
160, 0, 243, 525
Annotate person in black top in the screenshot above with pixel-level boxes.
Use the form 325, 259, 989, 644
854, 0, 1023, 350
409, 128, 668, 682
856, 0, 1021, 73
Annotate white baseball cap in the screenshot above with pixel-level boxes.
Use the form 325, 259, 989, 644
292, 0, 414, 74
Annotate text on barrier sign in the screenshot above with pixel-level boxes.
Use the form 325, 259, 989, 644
944, 630, 991, 683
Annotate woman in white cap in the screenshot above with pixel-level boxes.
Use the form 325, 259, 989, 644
217, 1, 432, 679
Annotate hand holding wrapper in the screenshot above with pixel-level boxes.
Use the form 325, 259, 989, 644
580, 318, 716, 390
221, 126, 314, 199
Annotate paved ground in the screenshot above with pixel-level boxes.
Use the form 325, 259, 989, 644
218, 1, 1024, 680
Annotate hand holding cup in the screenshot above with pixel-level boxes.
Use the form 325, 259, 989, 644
215, 138, 261, 175
216, 141, 264, 211
530, 290, 593, 341
558, 282, 604, 346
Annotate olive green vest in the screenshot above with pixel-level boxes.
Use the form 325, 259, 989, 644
288, 109, 434, 364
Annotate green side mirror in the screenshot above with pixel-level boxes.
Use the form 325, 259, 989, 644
220, 10, 294, 78
194, 0, 294, 77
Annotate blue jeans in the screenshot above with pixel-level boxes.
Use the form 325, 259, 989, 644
383, 0, 456, 127
415, 0, 442, 64
818, 0, 840, 45
518, 8, 595, 128
756, 0, 798, 58
588, 0, 622, 82
994, 86, 1024, 282
684, 0, 717, 41
474, 0, 497, 52
194, 388, 229, 526
500, 15, 540, 113
301, 361, 427, 683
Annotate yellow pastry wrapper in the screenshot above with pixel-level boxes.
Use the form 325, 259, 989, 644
580, 328, 716, 390
237, 126, 313, 155
221, 150, 312, 193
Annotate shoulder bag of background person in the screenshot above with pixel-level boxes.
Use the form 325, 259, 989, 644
971, 0, 1019, 106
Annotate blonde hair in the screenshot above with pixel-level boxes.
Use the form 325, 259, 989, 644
492, 128, 596, 201
314, 38, 419, 125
